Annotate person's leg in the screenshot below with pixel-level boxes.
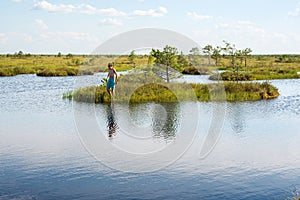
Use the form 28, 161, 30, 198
107, 88, 111, 96
107, 78, 113, 96
110, 79, 115, 97
111, 89, 114, 97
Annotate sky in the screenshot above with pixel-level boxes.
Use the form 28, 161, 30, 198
0, 0, 300, 54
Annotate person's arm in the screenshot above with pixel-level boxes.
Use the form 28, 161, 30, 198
114, 69, 118, 83
106, 72, 109, 80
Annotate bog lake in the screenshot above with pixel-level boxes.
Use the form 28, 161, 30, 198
1, 73, 300, 199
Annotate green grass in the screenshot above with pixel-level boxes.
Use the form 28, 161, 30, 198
209, 71, 255, 81
182, 66, 210, 75
209, 54, 300, 80
1, 54, 300, 79
209, 69, 299, 81
64, 72, 279, 103
0, 54, 142, 77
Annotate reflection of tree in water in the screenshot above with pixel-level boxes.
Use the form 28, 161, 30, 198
106, 103, 118, 139
152, 103, 180, 141
228, 103, 246, 135
127, 102, 181, 142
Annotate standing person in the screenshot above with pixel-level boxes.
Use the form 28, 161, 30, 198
106, 63, 118, 97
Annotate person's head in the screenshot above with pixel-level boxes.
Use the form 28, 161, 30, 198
108, 63, 113, 69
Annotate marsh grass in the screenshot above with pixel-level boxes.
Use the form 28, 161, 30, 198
2, 54, 300, 79
209, 69, 299, 81
64, 72, 279, 103
0, 55, 124, 76
209, 72, 254, 81
211, 55, 300, 80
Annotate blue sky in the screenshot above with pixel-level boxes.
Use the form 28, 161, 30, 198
1, 0, 300, 54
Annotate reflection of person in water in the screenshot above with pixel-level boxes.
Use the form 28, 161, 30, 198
152, 103, 180, 141
106, 103, 118, 139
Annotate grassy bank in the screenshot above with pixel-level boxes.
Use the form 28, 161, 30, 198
209, 54, 300, 80
63, 72, 279, 103
1, 53, 300, 79
0, 54, 146, 77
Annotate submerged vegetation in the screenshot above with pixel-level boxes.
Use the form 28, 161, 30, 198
63, 72, 279, 103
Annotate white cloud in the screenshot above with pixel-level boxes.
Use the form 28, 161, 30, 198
11, 32, 33, 42
11, 0, 24, 2
215, 23, 229, 29
33, 1, 127, 16
0, 31, 100, 54
99, 18, 123, 26
215, 21, 265, 36
33, 1, 74, 13
133, 6, 167, 17
35, 19, 48, 30
192, 20, 300, 54
187, 12, 213, 20
82, 7, 127, 16
288, 2, 300, 16
237, 20, 255, 25
40, 31, 97, 42
0, 33, 7, 44
37, 31, 100, 53
290, 33, 300, 42
33, 1, 167, 17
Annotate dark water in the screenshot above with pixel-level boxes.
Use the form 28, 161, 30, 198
1, 74, 300, 199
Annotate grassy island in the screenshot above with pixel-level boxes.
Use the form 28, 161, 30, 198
63, 72, 279, 103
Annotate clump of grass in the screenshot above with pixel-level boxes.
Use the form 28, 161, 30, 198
253, 71, 299, 80
129, 84, 179, 103
0, 68, 17, 76
62, 91, 73, 99
223, 82, 279, 101
209, 71, 254, 81
210, 69, 300, 81
182, 66, 201, 75
36, 67, 80, 76
182, 66, 210, 75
